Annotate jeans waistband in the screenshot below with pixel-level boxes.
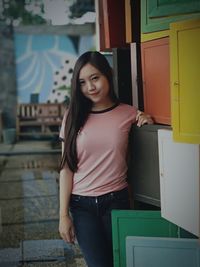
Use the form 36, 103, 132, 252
71, 186, 128, 200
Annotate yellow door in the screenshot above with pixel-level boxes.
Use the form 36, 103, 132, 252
170, 18, 200, 144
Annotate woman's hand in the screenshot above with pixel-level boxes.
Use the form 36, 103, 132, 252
59, 215, 75, 244
136, 110, 154, 127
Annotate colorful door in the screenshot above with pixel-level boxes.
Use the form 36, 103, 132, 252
141, 37, 171, 124
125, 0, 132, 43
141, 0, 200, 33
99, 0, 126, 49
158, 129, 199, 237
126, 236, 200, 267
112, 210, 178, 267
128, 124, 171, 207
170, 18, 200, 143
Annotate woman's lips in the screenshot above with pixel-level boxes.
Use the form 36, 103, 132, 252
89, 92, 99, 96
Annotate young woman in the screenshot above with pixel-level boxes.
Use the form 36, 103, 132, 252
59, 51, 153, 267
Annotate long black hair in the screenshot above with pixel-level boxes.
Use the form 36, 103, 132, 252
59, 51, 119, 172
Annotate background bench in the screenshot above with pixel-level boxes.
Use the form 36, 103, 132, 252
16, 103, 66, 140
0, 110, 2, 142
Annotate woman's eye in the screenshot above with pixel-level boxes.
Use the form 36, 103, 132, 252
92, 76, 98, 81
79, 80, 85, 86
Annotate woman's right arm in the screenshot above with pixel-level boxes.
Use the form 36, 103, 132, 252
59, 142, 75, 243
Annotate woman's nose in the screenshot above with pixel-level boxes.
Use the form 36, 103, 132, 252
87, 81, 95, 92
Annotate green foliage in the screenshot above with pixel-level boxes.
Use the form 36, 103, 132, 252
0, 0, 46, 25
69, 0, 94, 18
0, 0, 95, 25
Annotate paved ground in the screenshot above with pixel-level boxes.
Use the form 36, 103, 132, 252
0, 140, 87, 267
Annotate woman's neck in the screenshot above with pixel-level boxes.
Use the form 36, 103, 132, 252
91, 101, 115, 112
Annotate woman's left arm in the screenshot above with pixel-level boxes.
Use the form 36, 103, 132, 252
136, 110, 154, 127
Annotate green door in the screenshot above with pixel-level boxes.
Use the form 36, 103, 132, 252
112, 210, 178, 267
141, 0, 200, 33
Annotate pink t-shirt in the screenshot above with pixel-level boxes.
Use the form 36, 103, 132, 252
60, 103, 137, 196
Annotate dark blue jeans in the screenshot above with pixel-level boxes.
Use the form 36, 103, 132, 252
69, 187, 130, 267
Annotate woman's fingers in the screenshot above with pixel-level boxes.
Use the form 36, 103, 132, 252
60, 227, 75, 243
136, 110, 153, 127
59, 216, 75, 243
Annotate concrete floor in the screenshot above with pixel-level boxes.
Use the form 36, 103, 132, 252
0, 140, 87, 267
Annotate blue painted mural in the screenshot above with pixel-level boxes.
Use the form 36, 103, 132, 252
14, 34, 95, 103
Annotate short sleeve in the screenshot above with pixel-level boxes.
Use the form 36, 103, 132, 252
130, 106, 137, 124
59, 109, 68, 142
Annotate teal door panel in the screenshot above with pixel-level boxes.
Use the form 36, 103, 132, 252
141, 0, 200, 33
112, 210, 178, 267
149, 0, 200, 18
126, 236, 200, 267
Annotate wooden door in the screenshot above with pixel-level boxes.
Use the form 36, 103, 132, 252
112, 210, 178, 267
125, 0, 132, 43
128, 124, 171, 207
126, 236, 200, 267
141, 37, 171, 124
125, 0, 140, 43
158, 129, 199, 237
141, 0, 200, 33
96, 0, 109, 51
170, 18, 200, 143
102, 0, 126, 49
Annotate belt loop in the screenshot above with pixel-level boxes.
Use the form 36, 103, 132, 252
110, 192, 114, 199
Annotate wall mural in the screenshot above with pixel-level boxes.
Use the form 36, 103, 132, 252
14, 33, 95, 103
1, 0, 95, 104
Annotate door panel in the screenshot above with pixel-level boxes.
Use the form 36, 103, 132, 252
149, 0, 200, 17
128, 124, 171, 207
112, 210, 178, 267
170, 18, 200, 143
126, 236, 200, 267
141, 37, 171, 124
102, 0, 126, 49
141, 0, 200, 33
158, 129, 199, 236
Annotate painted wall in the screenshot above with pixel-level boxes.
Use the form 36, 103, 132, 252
0, 0, 95, 129
14, 33, 95, 103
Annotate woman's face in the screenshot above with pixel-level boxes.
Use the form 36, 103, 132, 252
79, 63, 113, 109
